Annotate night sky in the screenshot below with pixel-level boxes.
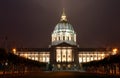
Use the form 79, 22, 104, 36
0, 0, 120, 48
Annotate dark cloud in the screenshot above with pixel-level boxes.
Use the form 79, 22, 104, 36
0, 0, 120, 48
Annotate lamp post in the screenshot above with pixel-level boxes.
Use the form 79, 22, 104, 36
12, 48, 16, 54
112, 48, 118, 74
112, 48, 118, 55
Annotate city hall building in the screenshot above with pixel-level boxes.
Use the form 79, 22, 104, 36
13, 10, 115, 70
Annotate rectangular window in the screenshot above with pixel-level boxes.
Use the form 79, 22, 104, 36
56, 49, 61, 62
67, 49, 72, 62
63, 36, 65, 40
62, 49, 66, 62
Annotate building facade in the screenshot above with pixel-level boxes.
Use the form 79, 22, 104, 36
14, 10, 114, 70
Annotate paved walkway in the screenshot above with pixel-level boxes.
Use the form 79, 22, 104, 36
0, 71, 120, 78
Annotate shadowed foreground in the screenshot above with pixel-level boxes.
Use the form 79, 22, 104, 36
1, 71, 120, 78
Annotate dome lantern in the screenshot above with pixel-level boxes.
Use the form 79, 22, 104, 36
60, 8, 67, 22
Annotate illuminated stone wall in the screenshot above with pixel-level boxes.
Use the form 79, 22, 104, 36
78, 51, 110, 63
16, 52, 50, 63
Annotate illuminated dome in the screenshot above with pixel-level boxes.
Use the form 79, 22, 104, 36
51, 9, 76, 45
54, 21, 75, 34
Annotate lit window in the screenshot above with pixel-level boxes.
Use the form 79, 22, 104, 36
56, 49, 61, 62
87, 57, 90, 62
83, 57, 86, 62
68, 64, 71, 68
91, 57, 93, 61
32, 57, 34, 60
57, 64, 61, 69
46, 57, 49, 62
94, 57, 97, 60
79, 58, 82, 63
35, 57, 38, 61
98, 57, 101, 60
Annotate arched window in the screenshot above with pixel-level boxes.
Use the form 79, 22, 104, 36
63, 36, 65, 40
59, 36, 60, 40
71, 37, 73, 41
68, 37, 69, 40
71, 36, 74, 41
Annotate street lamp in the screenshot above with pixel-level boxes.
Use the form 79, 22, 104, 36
12, 48, 16, 54
112, 48, 118, 55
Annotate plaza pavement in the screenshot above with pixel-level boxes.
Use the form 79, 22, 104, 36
0, 71, 120, 78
